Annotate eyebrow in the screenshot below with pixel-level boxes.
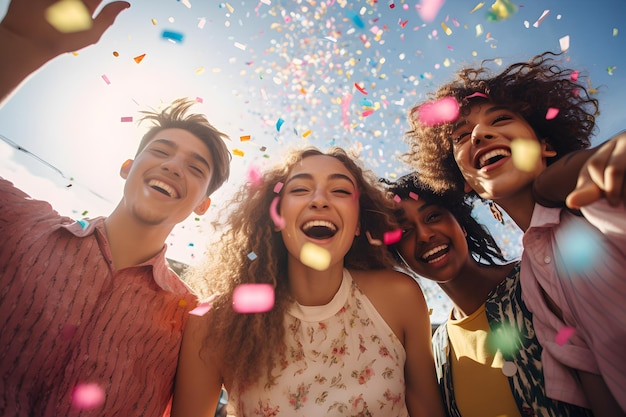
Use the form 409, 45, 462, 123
451, 105, 512, 132
286, 172, 356, 187
152, 138, 212, 172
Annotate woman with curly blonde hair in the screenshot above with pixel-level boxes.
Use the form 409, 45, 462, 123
172, 146, 445, 417
404, 52, 626, 417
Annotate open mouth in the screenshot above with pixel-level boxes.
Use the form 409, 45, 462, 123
302, 220, 338, 239
422, 244, 449, 264
148, 179, 179, 198
477, 148, 511, 169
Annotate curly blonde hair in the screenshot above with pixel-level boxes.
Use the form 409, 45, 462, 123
184, 146, 400, 391
403, 51, 599, 195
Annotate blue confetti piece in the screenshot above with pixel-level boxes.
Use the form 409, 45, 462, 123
559, 224, 600, 273
346, 11, 364, 28
77, 219, 89, 229
247, 252, 258, 261
162, 30, 185, 43
276, 118, 284, 132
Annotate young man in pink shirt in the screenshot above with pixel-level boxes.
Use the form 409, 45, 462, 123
0, 1, 231, 416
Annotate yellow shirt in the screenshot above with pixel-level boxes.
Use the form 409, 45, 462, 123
446, 304, 522, 417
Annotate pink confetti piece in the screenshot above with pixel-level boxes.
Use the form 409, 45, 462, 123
466, 92, 489, 100
189, 302, 212, 316
270, 196, 285, 230
101, 74, 110, 85
120, 116, 133, 123
393, 194, 401, 203
545, 107, 559, 120
417, 0, 445, 23
414, 97, 460, 127
246, 165, 262, 185
570, 70, 579, 82
354, 82, 368, 95
233, 283, 275, 313
383, 229, 403, 245
72, 383, 105, 410
365, 231, 382, 246
361, 109, 374, 117
533, 9, 550, 27
555, 326, 575, 346
273, 182, 284, 194
408, 192, 419, 201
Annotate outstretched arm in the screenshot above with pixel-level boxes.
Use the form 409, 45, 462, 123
0, 0, 129, 105
533, 131, 626, 209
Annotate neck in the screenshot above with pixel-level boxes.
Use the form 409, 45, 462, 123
288, 259, 345, 306
439, 260, 514, 319
104, 204, 172, 270
492, 186, 536, 231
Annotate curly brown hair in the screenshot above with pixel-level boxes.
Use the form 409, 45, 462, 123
403, 51, 599, 195
184, 146, 400, 392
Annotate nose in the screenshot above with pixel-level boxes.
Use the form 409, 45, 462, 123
160, 156, 184, 177
416, 224, 436, 243
470, 123, 495, 146
310, 189, 329, 209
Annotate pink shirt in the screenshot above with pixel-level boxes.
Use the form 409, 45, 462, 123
0, 179, 197, 417
521, 200, 626, 410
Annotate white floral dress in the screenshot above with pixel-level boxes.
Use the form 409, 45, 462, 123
231, 269, 408, 417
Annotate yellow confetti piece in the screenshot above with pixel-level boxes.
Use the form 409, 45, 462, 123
151, 18, 158, 25
225, 2, 234, 13
302, 130, 312, 138
178, 299, 188, 307
475, 24, 483, 37
613, 28, 619, 37
232, 149, 245, 157
470, 2, 485, 13
195, 67, 205, 75
511, 138, 541, 172
300, 242, 331, 271
45, 0, 92, 33
441, 22, 452, 36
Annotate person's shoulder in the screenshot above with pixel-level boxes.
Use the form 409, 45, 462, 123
350, 268, 424, 297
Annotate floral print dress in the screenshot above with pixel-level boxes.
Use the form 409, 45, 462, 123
231, 269, 408, 417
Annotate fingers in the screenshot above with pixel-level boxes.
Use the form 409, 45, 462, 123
88, 1, 130, 43
566, 182, 602, 210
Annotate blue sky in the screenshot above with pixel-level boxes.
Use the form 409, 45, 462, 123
0, 0, 623, 322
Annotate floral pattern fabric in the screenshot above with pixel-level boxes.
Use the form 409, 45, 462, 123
232, 269, 408, 417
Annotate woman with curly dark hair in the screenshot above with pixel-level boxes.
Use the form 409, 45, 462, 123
172, 147, 445, 417
404, 52, 626, 417
383, 172, 592, 417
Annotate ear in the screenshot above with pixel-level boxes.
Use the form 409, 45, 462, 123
193, 197, 211, 216
463, 180, 473, 194
120, 159, 133, 179
540, 140, 557, 158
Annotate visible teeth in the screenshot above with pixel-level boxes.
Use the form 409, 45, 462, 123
149, 180, 178, 198
478, 148, 510, 168
422, 244, 447, 261
302, 220, 337, 232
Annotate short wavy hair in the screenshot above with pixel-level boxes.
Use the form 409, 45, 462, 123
403, 51, 599, 194
184, 146, 400, 392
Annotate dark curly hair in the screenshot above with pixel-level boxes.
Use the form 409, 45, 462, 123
381, 172, 507, 266
403, 51, 599, 194
184, 146, 400, 392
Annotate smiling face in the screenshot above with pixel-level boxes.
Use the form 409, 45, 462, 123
279, 155, 360, 269
395, 198, 469, 283
451, 103, 555, 202
121, 128, 213, 227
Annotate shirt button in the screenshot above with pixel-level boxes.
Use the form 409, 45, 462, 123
544, 256, 551, 264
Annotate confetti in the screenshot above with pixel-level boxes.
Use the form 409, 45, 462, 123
276, 118, 285, 132
189, 302, 212, 316
112, 51, 119, 57
133, 54, 146, 64
417, 0, 445, 23
162, 30, 185, 43
570, 70, 579, 82
346, 11, 365, 28
246, 165, 262, 185
533, 9, 550, 27
510, 138, 541, 172
354, 82, 368, 95
72, 383, 105, 410
120, 116, 133, 123
413, 97, 460, 127
233, 283, 275, 313
101, 75, 111, 85
558, 223, 601, 272
409, 192, 419, 201
232, 149, 244, 157
240, 135, 251, 141
545, 107, 559, 120
393, 194, 401, 203
299, 242, 331, 271
77, 219, 89, 229
302, 130, 312, 138
555, 326, 575, 346
559, 35, 570, 52
45, 0, 92, 33
486, 322, 520, 356
247, 252, 258, 261
365, 231, 383, 246
383, 229, 402, 245
270, 196, 285, 230
501, 361, 518, 376
273, 182, 284, 194
485, 0, 518, 21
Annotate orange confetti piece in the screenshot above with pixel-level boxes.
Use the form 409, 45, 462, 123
354, 82, 368, 95
112, 51, 119, 57
240, 135, 251, 141
133, 53, 146, 64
